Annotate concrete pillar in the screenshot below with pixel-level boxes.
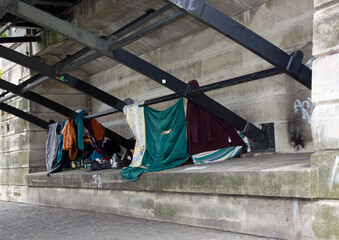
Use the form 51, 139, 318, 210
311, 0, 339, 198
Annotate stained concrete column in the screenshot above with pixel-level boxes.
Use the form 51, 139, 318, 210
311, 0, 339, 198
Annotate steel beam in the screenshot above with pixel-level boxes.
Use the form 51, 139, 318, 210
106, 11, 185, 52
112, 49, 268, 146
83, 109, 119, 120
0, 46, 133, 147
165, 0, 312, 89
1, 2, 268, 146
0, 22, 11, 35
0, 47, 92, 101
0, 36, 40, 43
0, 45, 126, 110
33, 0, 74, 7
143, 68, 283, 106
0, 102, 49, 129
0, 76, 49, 103
0, 7, 164, 100
82, 68, 283, 122
0, 1, 110, 54
0, 78, 77, 118
0, 78, 133, 148
61, 5, 177, 72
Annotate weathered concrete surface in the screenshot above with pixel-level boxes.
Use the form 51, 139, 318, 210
0, 201, 273, 240
313, 3, 339, 56
311, 0, 339, 201
26, 153, 317, 198
1, 186, 338, 239
308, 2, 339, 240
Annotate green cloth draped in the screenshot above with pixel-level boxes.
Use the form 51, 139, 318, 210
121, 98, 189, 181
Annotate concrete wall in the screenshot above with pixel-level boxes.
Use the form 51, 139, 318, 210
0, 30, 33, 190
311, 0, 339, 200
2, 185, 339, 240
88, 0, 314, 153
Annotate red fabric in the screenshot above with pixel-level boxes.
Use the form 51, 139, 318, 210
186, 80, 246, 155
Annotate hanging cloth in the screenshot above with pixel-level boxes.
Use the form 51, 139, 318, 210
186, 80, 246, 156
74, 110, 86, 150
123, 102, 146, 168
121, 98, 189, 181
192, 131, 251, 164
45, 123, 59, 171
62, 119, 78, 160
47, 110, 86, 176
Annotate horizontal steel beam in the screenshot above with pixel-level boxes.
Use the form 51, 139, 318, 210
34, 0, 74, 7
0, 102, 49, 129
0, 36, 41, 43
61, 5, 176, 72
83, 108, 119, 120
0, 1, 109, 53
108, 11, 185, 51
143, 68, 283, 106
82, 68, 283, 121
165, 0, 311, 89
112, 48, 268, 146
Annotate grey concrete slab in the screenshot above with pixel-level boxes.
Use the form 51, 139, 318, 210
26, 153, 318, 198
0, 201, 275, 240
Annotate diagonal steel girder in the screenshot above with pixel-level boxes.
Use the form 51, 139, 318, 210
0, 1, 110, 54
0, 6, 165, 101
0, 78, 133, 148
0, 44, 126, 111
0, 102, 49, 129
165, 0, 312, 89
0, 0, 270, 146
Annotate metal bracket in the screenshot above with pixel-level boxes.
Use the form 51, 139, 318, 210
251, 123, 275, 152
286, 50, 304, 76
166, 0, 206, 16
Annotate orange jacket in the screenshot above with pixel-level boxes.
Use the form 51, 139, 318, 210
62, 120, 78, 160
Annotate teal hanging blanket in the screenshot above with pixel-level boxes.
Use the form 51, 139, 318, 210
121, 98, 189, 181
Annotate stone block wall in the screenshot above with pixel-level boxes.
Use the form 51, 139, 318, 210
0, 31, 90, 197
311, 0, 339, 202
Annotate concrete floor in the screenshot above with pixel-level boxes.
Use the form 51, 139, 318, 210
168, 152, 312, 172
0, 201, 276, 240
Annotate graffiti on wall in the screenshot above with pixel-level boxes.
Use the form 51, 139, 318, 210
294, 97, 315, 124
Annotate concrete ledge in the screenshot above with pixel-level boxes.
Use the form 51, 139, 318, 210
26, 153, 318, 198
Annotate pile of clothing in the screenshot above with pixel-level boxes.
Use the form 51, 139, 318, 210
45, 80, 251, 181
45, 110, 131, 176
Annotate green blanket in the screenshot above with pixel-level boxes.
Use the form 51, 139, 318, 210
121, 98, 189, 181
